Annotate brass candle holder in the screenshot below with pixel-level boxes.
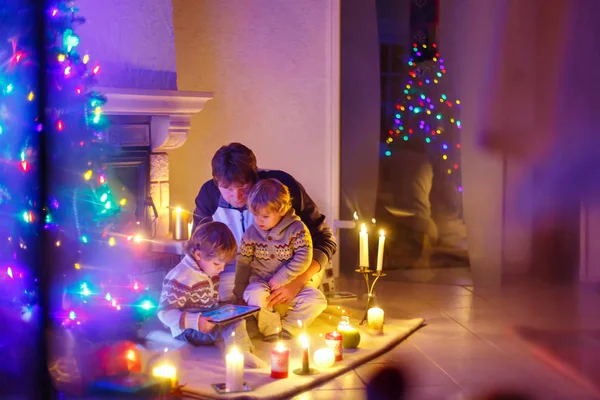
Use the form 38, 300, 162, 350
355, 266, 386, 325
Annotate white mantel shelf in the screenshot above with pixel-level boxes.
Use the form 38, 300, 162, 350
98, 87, 213, 152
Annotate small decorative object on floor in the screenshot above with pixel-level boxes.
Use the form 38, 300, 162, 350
337, 316, 361, 349
325, 331, 343, 361
270, 341, 290, 379
293, 334, 318, 375
225, 345, 245, 392
90, 372, 172, 397
152, 363, 178, 388
313, 348, 336, 369
367, 307, 385, 335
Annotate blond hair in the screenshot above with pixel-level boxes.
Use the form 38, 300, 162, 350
183, 221, 237, 262
247, 178, 292, 215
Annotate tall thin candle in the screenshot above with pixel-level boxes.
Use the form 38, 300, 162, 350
359, 223, 369, 267
376, 230, 385, 272
300, 334, 310, 373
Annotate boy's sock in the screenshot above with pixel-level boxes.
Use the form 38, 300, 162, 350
244, 351, 267, 369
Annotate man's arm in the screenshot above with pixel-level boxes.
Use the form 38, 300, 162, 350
192, 180, 220, 229
233, 237, 254, 300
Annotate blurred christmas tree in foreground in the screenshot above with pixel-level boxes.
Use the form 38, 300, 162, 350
0, 1, 157, 395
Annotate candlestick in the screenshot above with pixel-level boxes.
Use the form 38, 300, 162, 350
173, 207, 187, 241
367, 307, 384, 335
152, 364, 178, 388
225, 346, 244, 392
359, 223, 369, 267
376, 230, 385, 272
313, 348, 335, 369
270, 342, 290, 379
293, 334, 318, 375
325, 331, 343, 361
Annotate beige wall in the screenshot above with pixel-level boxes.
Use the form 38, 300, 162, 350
170, 0, 340, 223
77, 0, 177, 90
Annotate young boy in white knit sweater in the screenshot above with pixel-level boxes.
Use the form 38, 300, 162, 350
234, 179, 327, 342
157, 221, 265, 368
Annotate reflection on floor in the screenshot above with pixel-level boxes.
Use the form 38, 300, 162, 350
293, 273, 600, 400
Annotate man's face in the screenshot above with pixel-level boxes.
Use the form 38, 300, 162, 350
217, 181, 253, 208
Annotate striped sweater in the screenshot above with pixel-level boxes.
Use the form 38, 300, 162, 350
157, 255, 220, 337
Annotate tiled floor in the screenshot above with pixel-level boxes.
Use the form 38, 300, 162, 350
293, 272, 600, 400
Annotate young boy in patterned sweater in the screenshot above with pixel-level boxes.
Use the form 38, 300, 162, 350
233, 179, 327, 342
157, 221, 265, 367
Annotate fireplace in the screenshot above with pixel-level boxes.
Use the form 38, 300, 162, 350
100, 87, 213, 241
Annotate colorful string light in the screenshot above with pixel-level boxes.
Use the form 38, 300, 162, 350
384, 43, 463, 193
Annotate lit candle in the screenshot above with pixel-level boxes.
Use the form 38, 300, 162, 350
225, 346, 244, 392
325, 331, 343, 361
367, 307, 384, 335
270, 341, 290, 379
173, 207, 185, 240
299, 334, 310, 373
337, 316, 361, 349
187, 221, 193, 239
152, 364, 178, 388
313, 348, 335, 369
376, 230, 385, 272
359, 223, 369, 267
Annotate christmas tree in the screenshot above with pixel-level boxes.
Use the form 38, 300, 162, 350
383, 43, 463, 194
1, 1, 156, 395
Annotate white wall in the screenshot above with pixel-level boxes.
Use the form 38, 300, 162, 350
76, 0, 177, 90
170, 0, 340, 224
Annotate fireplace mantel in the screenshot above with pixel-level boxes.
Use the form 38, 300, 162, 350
98, 87, 213, 152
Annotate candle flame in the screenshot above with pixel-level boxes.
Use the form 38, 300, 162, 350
360, 223, 367, 233
297, 320, 303, 328
353, 211, 358, 220
299, 334, 309, 348
126, 349, 136, 361
371, 218, 376, 224
380, 230, 385, 236
275, 341, 286, 351
175, 206, 182, 213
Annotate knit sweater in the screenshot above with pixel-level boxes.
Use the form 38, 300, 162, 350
233, 209, 313, 299
157, 255, 220, 337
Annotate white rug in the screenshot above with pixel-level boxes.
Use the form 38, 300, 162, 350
140, 306, 423, 399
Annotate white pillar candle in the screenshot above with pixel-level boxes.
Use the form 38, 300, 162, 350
225, 346, 244, 392
367, 307, 384, 335
313, 348, 335, 369
376, 230, 385, 272
359, 223, 369, 267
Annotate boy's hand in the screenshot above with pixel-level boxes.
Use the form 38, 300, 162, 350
197, 316, 215, 333
268, 278, 280, 291
233, 298, 247, 306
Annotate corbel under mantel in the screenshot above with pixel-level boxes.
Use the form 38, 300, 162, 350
98, 87, 213, 152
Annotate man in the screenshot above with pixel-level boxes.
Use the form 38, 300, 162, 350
193, 143, 337, 307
